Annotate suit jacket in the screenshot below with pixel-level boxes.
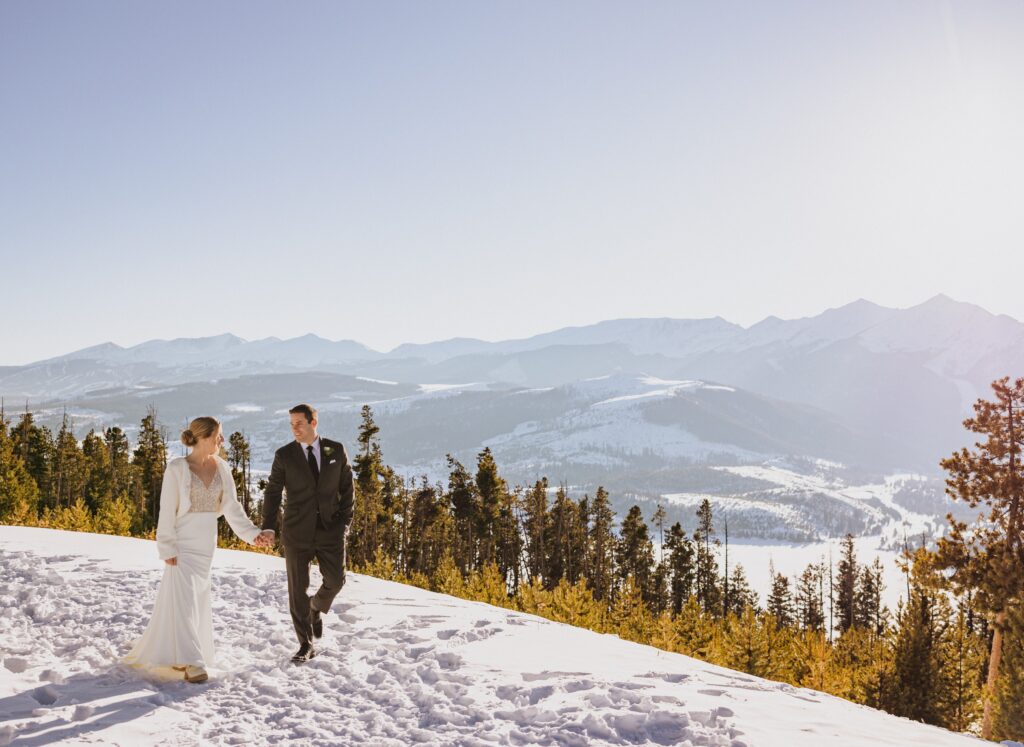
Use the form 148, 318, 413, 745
261, 437, 354, 546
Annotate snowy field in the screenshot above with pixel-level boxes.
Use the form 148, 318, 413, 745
0, 527, 988, 747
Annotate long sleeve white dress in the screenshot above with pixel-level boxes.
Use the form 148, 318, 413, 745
124, 456, 261, 670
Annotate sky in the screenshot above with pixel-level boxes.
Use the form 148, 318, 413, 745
2, 1, 1023, 365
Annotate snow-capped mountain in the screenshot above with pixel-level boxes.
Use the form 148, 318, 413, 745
1, 295, 1018, 540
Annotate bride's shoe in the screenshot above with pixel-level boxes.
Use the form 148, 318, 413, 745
184, 665, 208, 683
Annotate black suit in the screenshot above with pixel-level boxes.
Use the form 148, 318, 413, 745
262, 437, 354, 645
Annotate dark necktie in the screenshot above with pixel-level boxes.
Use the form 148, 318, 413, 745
307, 444, 320, 483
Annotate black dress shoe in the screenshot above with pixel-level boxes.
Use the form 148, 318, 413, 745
291, 643, 316, 664
311, 606, 323, 640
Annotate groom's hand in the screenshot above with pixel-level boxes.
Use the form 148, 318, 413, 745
164, 557, 177, 566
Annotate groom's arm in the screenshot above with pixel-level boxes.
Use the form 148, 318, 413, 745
262, 448, 286, 532
336, 444, 354, 527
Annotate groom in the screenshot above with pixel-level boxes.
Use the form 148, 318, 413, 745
258, 404, 354, 663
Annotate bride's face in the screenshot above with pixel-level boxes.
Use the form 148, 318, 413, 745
196, 426, 224, 458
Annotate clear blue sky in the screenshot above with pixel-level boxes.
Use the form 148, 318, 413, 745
2, 1, 1022, 364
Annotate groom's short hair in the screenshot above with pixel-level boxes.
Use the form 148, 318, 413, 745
289, 403, 317, 423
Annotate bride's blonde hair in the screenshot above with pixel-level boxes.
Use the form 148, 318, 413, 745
181, 416, 220, 447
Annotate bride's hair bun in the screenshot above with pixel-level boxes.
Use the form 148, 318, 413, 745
181, 416, 220, 448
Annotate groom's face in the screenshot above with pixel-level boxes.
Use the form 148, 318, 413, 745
290, 413, 317, 444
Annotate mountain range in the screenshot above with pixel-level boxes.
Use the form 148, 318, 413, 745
2, 294, 1019, 540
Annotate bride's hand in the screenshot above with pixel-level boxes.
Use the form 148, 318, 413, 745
165, 557, 177, 566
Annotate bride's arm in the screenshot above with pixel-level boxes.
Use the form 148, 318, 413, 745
156, 464, 180, 561
220, 462, 262, 544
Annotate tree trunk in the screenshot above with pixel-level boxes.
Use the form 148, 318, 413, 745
981, 610, 1006, 740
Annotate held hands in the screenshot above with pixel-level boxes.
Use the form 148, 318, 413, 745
253, 530, 275, 548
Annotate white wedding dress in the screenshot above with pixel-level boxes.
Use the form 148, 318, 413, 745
125, 466, 257, 671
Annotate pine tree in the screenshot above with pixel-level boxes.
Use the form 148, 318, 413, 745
548, 579, 605, 630
615, 505, 656, 608
767, 572, 796, 628
693, 499, 722, 615
835, 533, 857, 635
725, 564, 758, 616
547, 485, 585, 588
132, 407, 167, 531
610, 576, 652, 643
992, 605, 1024, 741
351, 405, 385, 566
521, 478, 548, 585
446, 454, 477, 575
405, 481, 451, 578
103, 426, 134, 500
227, 431, 253, 516
11, 410, 54, 507
883, 548, 954, 727
795, 563, 826, 631
675, 596, 715, 660
854, 557, 887, 635
0, 421, 39, 523
586, 486, 616, 603
474, 447, 504, 570
81, 429, 112, 512
664, 522, 694, 616
934, 377, 1024, 739
52, 411, 86, 509
946, 602, 986, 734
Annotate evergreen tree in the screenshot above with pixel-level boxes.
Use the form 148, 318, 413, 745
474, 447, 505, 570
547, 485, 585, 588
446, 454, 477, 575
51, 412, 86, 509
81, 429, 112, 512
0, 421, 39, 523
795, 562, 825, 631
693, 499, 722, 615
883, 548, 955, 728
11, 410, 54, 507
351, 405, 385, 566
725, 564, 758, 616
610, 576, 651, 643
615, 505, 656, 608
946, 603, 986, 734
494, 482, 523, 593
835, 533, 858, 635
405, 482, 451, 578
854, 557, 887, 634
103, 426, 134, 500
664, 522, 694, 616
586, 486, 616, 603
992, 605, 1024, 741
132, 407, 167, 530
767, 571, 796, 628
227, 431, 253, 516
934, 377, 1024, 739
521, 478, 548, 585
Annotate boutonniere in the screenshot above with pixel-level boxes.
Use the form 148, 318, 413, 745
322, 445, 336, 457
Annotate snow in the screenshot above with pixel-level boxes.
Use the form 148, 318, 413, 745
224, 403, 264, 413
418, 383, 479, 393
0, 527, 986, 747
356, 377, 399, 386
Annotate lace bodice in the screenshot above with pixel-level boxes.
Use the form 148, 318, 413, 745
188, 470, 223, 513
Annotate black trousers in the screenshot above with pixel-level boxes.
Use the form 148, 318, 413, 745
284, 525, 346, 646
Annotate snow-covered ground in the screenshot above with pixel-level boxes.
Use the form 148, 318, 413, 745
0, 527, 987, 746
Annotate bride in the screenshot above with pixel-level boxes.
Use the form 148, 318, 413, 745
124, 416, 272, 683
